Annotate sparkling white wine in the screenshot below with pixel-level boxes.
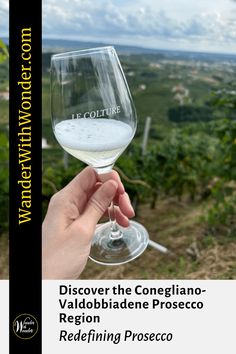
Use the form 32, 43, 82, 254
54, 118, 134, 171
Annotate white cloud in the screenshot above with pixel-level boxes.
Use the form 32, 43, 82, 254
0, 0, 9, 36
1, 0, 236, 53
0, 0, 8, 11
41, 0, 236, 53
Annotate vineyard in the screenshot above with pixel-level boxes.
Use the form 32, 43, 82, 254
0, 45, 236, 279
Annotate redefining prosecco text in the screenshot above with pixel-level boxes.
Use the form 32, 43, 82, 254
57, 283, 207, 344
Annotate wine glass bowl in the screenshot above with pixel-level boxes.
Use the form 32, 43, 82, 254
51, 46, 149, 265
51, 46, 136, 173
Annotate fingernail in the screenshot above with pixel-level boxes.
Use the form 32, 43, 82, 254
121, 216, 130, 228
125, 218, 130, 227
130, 207, 135, 217
120, 183, 125, 194
125, 193, 135, 216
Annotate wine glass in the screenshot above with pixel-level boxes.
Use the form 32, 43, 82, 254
50, 46, 149, 265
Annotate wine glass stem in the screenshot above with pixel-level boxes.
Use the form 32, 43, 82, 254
108, 201, 123, 240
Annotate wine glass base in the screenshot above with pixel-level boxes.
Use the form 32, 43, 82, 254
89, 221, 149, 265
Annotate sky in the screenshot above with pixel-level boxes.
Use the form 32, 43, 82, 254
1, 0, 236, 54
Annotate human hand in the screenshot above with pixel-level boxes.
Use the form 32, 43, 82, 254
42, 167, 134, 279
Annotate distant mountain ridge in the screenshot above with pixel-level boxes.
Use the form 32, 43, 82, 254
2, 37, 236, 61
42, 38, 160, 54
42, 39, 236, 62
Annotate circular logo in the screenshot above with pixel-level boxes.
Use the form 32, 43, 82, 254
13, 313, 38, 340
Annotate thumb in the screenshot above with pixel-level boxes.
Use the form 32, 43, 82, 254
80, 179, 118, 228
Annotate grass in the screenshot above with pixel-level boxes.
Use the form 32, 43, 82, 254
81, 198, 236, 279
0, 233, 8, 279
0, 100, 9, 124
1, 197, 235, 280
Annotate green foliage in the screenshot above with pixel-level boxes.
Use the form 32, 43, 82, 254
0, 131, 9, 231
204, 92, 236, 232
214, 119, 236, 180
207, 194, 236, 230
119, 129, 216, 204
209, 89, 236, 118
0, 39, 8, 64
0, 39, 9, 126
0, 132, 8, 191
168, 105, 213, 122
